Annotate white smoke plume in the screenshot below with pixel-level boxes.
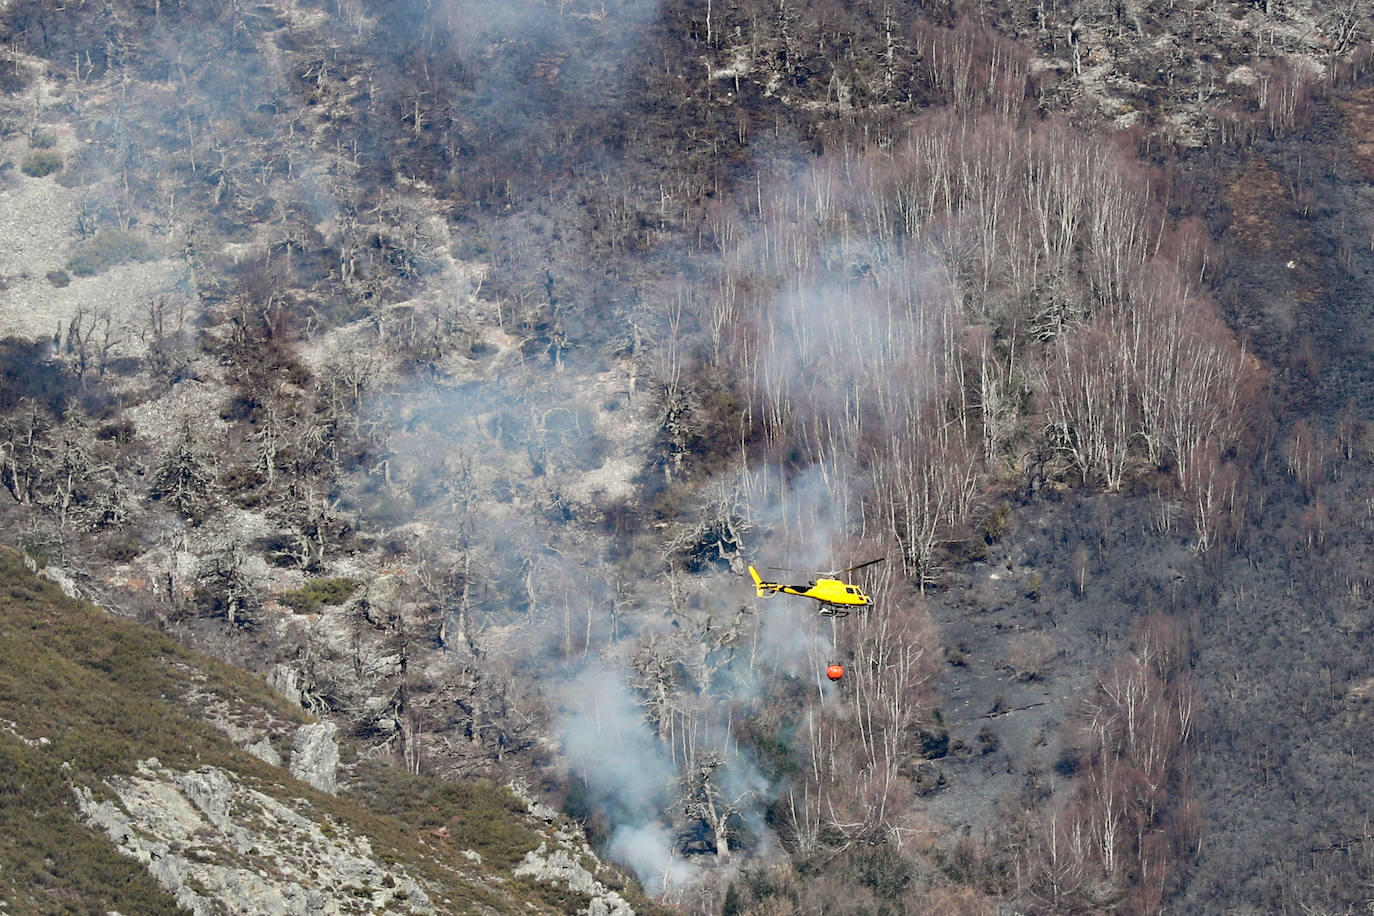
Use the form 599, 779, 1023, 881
556, 666, 698, 892
608, 823, 698, 895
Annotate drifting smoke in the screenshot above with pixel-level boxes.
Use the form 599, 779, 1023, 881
544, 464, 868, 888
754, 590, 838, 683
758, 250, 959, 437
725, 152, 962, 438
543, 470, 860, 888
435, 0, 666, 160
609, 824, 697, 893
745, 463, 859, 572
556, 667, 696, 892
558, 668, 674, 826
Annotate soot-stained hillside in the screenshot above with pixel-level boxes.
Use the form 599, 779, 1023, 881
1152, 82, 1374, 913
0, 0, 1371, 912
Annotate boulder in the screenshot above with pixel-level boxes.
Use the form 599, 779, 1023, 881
247, 737, 283, 767
289, 722, 339, 794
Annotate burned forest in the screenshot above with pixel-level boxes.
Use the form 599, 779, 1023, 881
0, 0, 1372, 913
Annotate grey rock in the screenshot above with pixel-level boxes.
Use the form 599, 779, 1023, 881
514, 843, 635, 914
174, 767, 234, 827
289, 722, 339, 794
514, 842, 600, 896
247, 737, 282, 767
508, 781, 560, 822
38, 563, 80, 599
589, 894, 634, 916
268, 664, 303, 707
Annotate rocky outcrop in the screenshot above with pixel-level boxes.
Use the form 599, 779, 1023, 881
74, 758, 433, 915
506, 781, 635, 915
289, 722, 339, 794
269, 664, 306, 708
36, 561, 81, 599
513, 842, 634, 916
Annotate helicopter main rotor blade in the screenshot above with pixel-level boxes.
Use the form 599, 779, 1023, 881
839, 557, 886, 575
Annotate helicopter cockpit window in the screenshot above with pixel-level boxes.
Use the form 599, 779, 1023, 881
846, 587, 856, 594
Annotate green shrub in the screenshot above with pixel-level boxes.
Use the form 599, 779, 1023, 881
919, 710, 950, 758
21, 151, 62, 177
509, 878, 593, 913
18, 536, 52, 569
277, 577, 358, 614
220, 465, 265, 507
845, 844, 914, 900
106, 537, 142, 563
736, 720, 802, 781
345, 768, 542, 872
46, 269, 70, 287
66, 231, 155, 277
980, 502, 1012, 542
29, 130, 57, 149
96, 419, 136, 443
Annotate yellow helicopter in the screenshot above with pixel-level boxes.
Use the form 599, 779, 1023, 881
748, 559, 884, 617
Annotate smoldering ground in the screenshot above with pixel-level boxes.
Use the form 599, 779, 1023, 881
338, 135, 965, 889
361, 351, 870, 882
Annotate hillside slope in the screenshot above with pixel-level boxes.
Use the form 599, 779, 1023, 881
0, 547, 655, 915
0, 0, 1371, 912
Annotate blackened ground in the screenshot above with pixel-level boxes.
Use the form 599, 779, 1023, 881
923, 492, 1200, 846
1172, 84, 1374, 914
925, 82, 1374, 912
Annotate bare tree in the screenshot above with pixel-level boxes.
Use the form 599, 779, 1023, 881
1283, 418, 1327, 500
151, 420, 217, 523
677, 753, 755, 860
0, 401, 51, 505
1044, 320, 1136, 491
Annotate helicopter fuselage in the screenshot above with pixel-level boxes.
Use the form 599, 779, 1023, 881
749, 566, 871, 616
